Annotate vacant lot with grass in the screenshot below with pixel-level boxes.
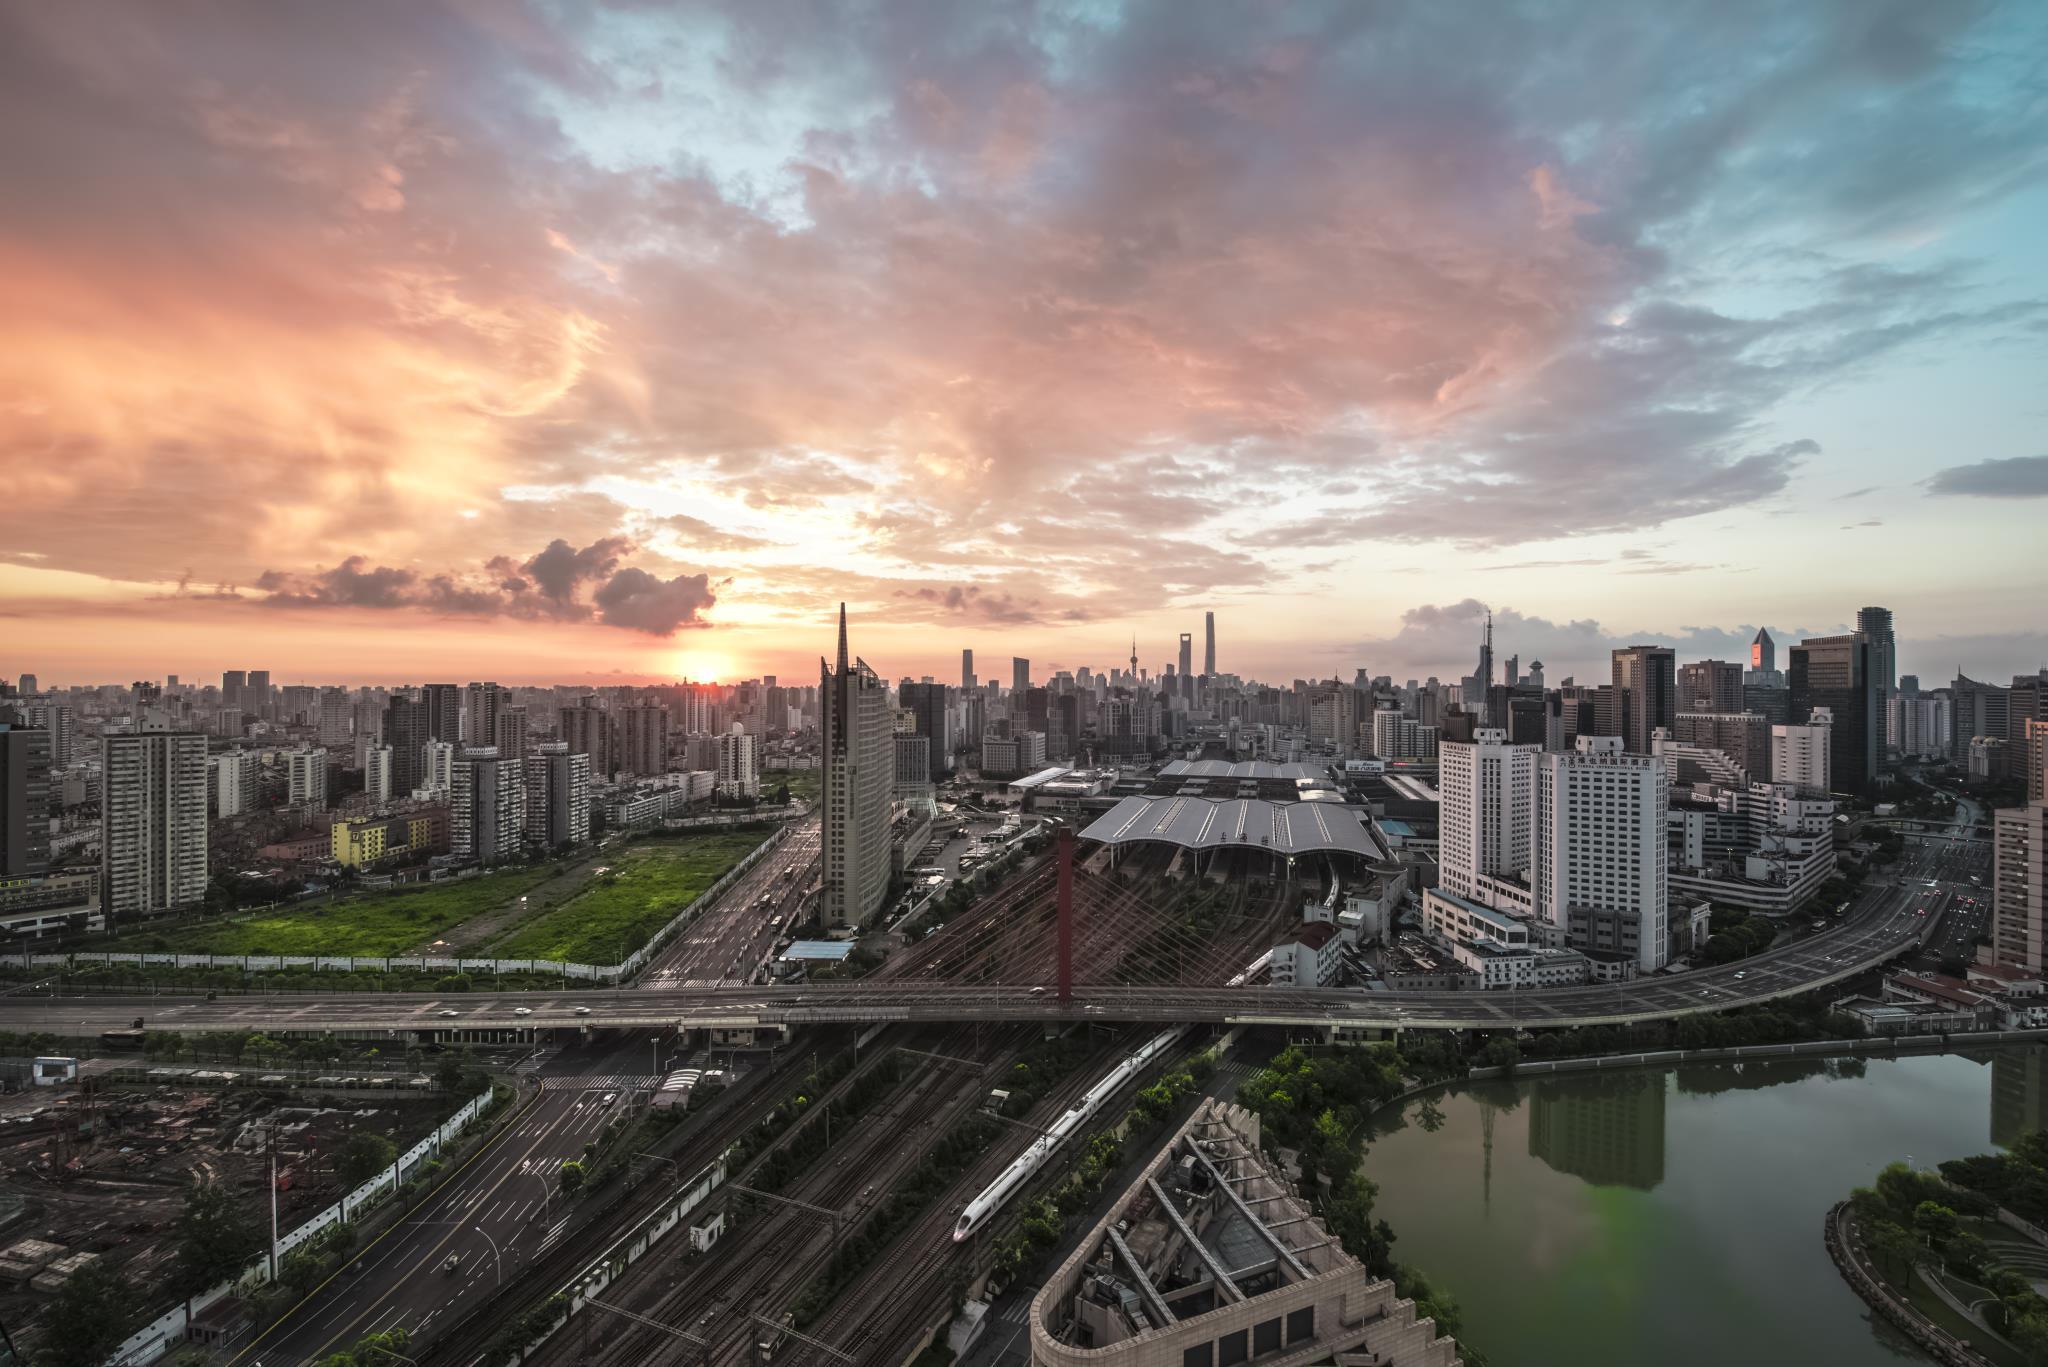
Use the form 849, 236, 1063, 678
486, 828, 770, 965
94, 865, 559, 958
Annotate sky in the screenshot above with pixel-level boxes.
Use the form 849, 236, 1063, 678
3, 1, 2046, 690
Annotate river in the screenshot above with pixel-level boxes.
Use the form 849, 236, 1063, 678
1362, 1047, 2048, 1366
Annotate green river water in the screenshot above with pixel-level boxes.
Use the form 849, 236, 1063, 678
1361, 1047, 2048, 1366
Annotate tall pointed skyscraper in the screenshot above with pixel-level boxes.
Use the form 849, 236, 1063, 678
821, 603, 892, 927
1751, 628, 1775, 676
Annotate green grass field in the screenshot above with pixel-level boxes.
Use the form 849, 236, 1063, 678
777, 769, 821, 804
95, 866, 559, 958
485, 828, 770, 965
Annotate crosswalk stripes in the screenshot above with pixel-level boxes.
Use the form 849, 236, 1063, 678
536, 1216, 570, 1254
542, 1073, 659, 1092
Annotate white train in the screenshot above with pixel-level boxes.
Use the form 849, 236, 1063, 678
952, 1026, 1186, 1241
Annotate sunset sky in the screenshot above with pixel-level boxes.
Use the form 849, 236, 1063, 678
3, 2, 2045, 689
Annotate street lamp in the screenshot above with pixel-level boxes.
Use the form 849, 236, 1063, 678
472, 1224, 503, 1287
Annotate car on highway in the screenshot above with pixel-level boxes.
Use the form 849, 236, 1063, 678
574, 1005, 592, 1016
437, 1008, 460, 1018
601, 1092, 618, 1108
512, 1006, 534, 1017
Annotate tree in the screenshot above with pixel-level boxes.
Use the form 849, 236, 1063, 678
338, 1131, 398, 1188
171, 1177, 261, 1310
1944, 1230, 1991, 1276
1862, 1218, 1917, 1282
38, 1261, 133, 1367
1913, 1200, 1960, 1249
558, 1159, 587, 1196
318, 1327, 413, 1367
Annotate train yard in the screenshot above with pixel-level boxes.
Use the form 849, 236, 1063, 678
884, 843, 1305, 989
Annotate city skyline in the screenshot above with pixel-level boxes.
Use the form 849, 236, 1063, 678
5, 3, 2047, 682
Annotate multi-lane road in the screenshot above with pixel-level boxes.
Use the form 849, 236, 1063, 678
10, 867, 1939, 1037
639, 815, 820, 985
234, 1032, 664, 1367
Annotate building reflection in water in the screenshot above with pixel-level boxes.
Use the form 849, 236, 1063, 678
1526, 1071, 1667, 1190
1992, 1050, 2048, 1149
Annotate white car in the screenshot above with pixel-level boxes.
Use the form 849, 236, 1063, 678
513, 1006, 534, 1017
574, 1006, 592, 1016
437, 1008, 460, 1018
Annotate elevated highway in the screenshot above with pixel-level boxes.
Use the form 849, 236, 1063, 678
6, 876, 1934, 1036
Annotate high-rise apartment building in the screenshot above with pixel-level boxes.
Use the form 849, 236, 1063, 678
1992, 799, 2048, 975
287, 747, 329, 809
0, 722, 52, 877
23, 700, 72, 767
211, 751, 255, 818
16, 674, 35, 696
618, 705, 670, 777
1611, 646, 1675, 755
1438, 728, 1538, 904
464, 681, 505, 748
1952, 674, 2012, 758
899, 682, 952, 780
421, 683, 462, 745
222, 669, 246, 708
1789, 635, 1877, 794
2014, 677, 2048, 802
246, 670, 272, 714
451, 746, 523, 867
559, 700, 613, 780
1012, 658, 1030, 695
524, 743, 591, 851
384, 695, 431, 796
364, 745, 393, 803
716, 723, 759, 797
317, 687, 354, 747
101, 730, 208, 921
493, 705, 529, 761
1535, 736, 1669, 971
822, 605, 893, 928
1771, 709, 1834, 796
961, 649, 976, 692
423, 741, 456, 795
1204, 611, 1216, 676
1890, 694, 1955, 762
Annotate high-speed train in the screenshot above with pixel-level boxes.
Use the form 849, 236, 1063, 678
952, 1026, 1186, 1241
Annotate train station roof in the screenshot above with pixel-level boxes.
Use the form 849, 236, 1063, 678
1077, 793, 1382, 858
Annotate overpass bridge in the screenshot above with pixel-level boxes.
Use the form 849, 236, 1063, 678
3, 878, 1935, 1038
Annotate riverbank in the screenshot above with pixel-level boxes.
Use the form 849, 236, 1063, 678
1355, 1046, 2045, 1366
1826, 1200, 1997, 1367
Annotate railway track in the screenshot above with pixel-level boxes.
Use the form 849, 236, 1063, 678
418, 1031, 867, 1366
542, 1027, 1027, 1367
781, 1033, 1142, 1366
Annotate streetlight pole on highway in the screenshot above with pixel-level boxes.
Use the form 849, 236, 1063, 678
473, 1224, 503, 1287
